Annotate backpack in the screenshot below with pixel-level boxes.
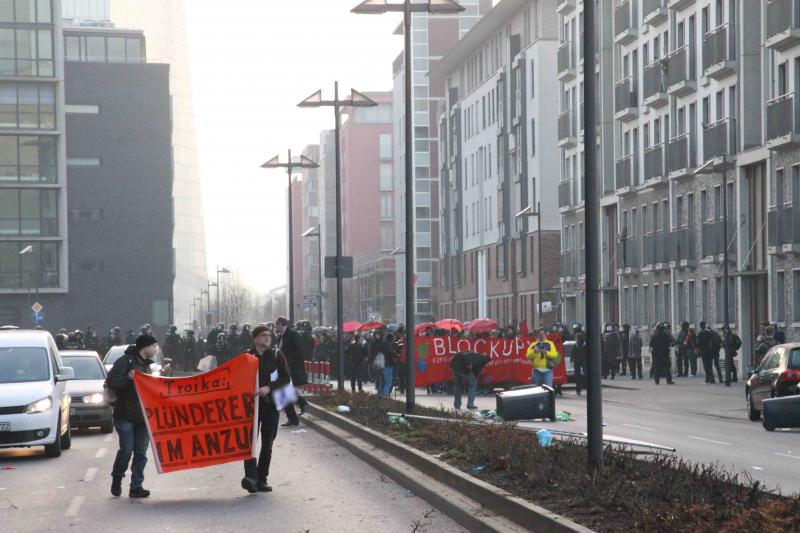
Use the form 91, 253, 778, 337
104, 354, 134, 407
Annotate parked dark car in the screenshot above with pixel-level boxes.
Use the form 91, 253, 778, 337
61, 351, 112, 433
746, 343, 800, 422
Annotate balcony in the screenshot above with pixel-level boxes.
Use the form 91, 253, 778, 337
703, 118, 735, 161
667, 133, 695, 180
703, 23, 736, 80
644, 143, 665, 182
655, 231, 670, 266
560, 251, 579, 281
558, 109, 577, 148
614, 76, 638, 121
643, 0, 668, 27
617, 237, 641, 273
558, 180, 572, 209
557, 0, 576, 15
643, 61, 668, 108
666, 46, 696, 97
557, 41, 575, 81
667, 0, 695, 10
766, 0, 800, 51
768, 206, 800, 254
615, 155, 635, 194
766, 93, 800, 149
614, 0, 638, 45
670, 227, 697, 267
702, 220, 737, 261
642, 234, 655, 267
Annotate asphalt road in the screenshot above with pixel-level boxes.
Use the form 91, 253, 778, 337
410, 377, 800, 495
0, 416, 464, 533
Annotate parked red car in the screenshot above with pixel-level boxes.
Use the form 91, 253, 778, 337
746, 343, 800, 422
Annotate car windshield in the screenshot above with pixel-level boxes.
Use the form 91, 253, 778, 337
62, 356, 104, 380
105, 347, 160, 366
791, 349, 800, 370
0, 347, 50, 384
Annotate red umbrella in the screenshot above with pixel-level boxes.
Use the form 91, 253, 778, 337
465, 318, 499, 334
343, 321, 362, 334
357, 321, 386, 332
414, 322, 436, 335
435, 319, 464, 332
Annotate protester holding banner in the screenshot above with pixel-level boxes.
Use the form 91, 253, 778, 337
242, 324, 291, 494
106, 334, 159, 498
526, 328, 559, 387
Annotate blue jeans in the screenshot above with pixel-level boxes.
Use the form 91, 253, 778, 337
532, 369, 553, 387
453, 371, 477, 409
111, 418, 149, 489
380, 366, 394, 397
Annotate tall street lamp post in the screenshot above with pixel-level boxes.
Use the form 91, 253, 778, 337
262, 151, 320, 324
302, 225, 324, 326
216, 266, 230, 323
19, 245, 36, 307
516, 202, 544, 327
297, 82, 377, 391
352, 0, 465, 412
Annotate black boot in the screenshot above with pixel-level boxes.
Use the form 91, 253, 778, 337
111, 476, 122, 497
129, 487, 150, 498
241, 477, 257, 494
257, 480, 273, 492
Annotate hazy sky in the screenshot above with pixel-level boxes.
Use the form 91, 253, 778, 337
185, 1, 403, 294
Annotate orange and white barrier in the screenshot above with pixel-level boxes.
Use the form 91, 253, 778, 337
302, 360, 333, 395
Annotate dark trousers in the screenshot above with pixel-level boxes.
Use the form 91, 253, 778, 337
653, 354, 672, 384
619, 356, 628, 375
688, 351, 698, 376
602, 358, 616, 379
111, 417, 149, 489
712, 352, 723, 382
350, 361, 365, 392
701, 353, 715, 383
285, 395, 309, 424
574, 361, 586, 394
628, 357, 642, 379
243, 407, 280, 483
725, 350, 738, 383
676, 350, 689, 377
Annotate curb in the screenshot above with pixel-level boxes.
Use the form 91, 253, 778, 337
304, 402, 593, 533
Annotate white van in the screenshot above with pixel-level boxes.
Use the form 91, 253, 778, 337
0, 330, 74, 457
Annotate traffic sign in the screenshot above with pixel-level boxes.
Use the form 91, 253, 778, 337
537, 301, 553, 313
31, 311, 44, 324
31, 302, 43, 314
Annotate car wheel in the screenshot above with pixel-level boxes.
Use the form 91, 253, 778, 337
44, 416, 62, 458
101, 422, 113, 434
60, 421, 71, 450
747, 391, 761, 421
763, 418, 776, 432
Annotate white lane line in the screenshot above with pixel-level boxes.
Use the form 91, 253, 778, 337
65, 496, 84, 517
774, 452, 800, 461
82, 467, 97, 482
104, 434, 112, 443
622, 423, 656, 432
95, 448, 107, 459
687, 435, 732, 446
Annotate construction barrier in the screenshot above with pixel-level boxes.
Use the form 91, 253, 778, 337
301, 360, 333, 395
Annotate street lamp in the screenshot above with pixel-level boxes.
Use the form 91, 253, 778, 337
301, 226, 324, 326
216, 266, 230, 323
19, 245, 37, 306
297, 83, 377, 392
516, 202, 544, 328
206, 281, 217, 329
262, 151, 319, 325
353, 0, 465, 412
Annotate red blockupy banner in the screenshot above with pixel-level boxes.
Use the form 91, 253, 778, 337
410, 336, 567, 387
133, 354, 259, 474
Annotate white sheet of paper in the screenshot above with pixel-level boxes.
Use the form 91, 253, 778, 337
270, 369, 278, 382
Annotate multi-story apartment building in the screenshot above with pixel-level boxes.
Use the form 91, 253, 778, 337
298, 144, 321, 324
391, 0, 492, 324
318, 129, 337, 325
558, 0, 800, 362
433, 0, 562, 327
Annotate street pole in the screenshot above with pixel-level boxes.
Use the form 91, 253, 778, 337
317, 228, 323, 326
537, 201, 543, 328
216, 266, 221, 321
402, 1, 416, 412
722, 150, 730, 386
287, 148, 295, 324
334, 81, 345, 391
583, 0, 604, 470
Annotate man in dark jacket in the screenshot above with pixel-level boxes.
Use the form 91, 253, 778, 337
241, 324, 291, 494
163, 325, 183, 370
696, 321, 716, 383
629, 328, 643, 379
106, 334, 159, 498
674, 321, 690, 377
619, 324, 631, 376
275, 317, 308, 427
450, 351, 490, 409
572, 324, 587, 394
649, 323, 674, 385
722, 325, 741, 385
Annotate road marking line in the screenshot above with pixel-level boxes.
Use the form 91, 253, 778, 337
622, 423, 656, 432
687, 435, 731, 446
104, 434, 112, 442
65, 496, 84, 517
82, 467, 97, 482
774, 452, 800, 461
95, 448, 107, 459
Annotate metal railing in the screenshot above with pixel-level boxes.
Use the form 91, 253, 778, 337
615, 0, 633, 36
667, 133, 695, 174
767, 0, 800, 39
703, 23, 736, 72
643, 0, 666, 20
615, 76, 638, 113
644, 144, 664, 181
703, 118, 735, 160
558, 180, 571, 208
560, 251, 579, 278
558, 40, 574, 75
666, 45, 694, 88
616, 155, 633, 189
766, 92, 800, 141
643, 61, 663, 100
618, 237, 640, 269
769, 206, 800, 246
558, 109, 575, 142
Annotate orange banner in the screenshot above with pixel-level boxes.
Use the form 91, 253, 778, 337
133, 354, 260, 474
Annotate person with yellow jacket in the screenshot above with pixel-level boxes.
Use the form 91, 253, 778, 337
526, 328, 559, 387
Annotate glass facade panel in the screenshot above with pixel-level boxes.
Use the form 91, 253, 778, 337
0, 188, 56, 236
126, 37, 142, 62
86, 35, 104, 61
106, 36, 125, 61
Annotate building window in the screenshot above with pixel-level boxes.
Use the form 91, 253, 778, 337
702, 279, 709, 322
379, 163, 392, 191
0, 82, 55, 129
688, 280, 696, 324
379, 133, 392, 159
0, 240, 58, 289
0, 135, 56, 183
0, 188, 56, 236
0, 0, 52, 24
151, 299, 170, 327
0, 27, 54, 77
380, 224, 393, 250
530, 118, 535, 156
67, 157, 100, 167
380, 195, 393, 218
776, 270, 786, 322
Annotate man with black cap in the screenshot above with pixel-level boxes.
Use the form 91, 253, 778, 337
649, 323, 675, 385
241, 324, 290, 494
106, 334, 159, 498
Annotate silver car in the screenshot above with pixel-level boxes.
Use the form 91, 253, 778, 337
61, 351, 112, 433
102, 345, 173, 377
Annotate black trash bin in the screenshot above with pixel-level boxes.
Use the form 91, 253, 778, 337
496, 385, 556, 421
762, 395, 800, 431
